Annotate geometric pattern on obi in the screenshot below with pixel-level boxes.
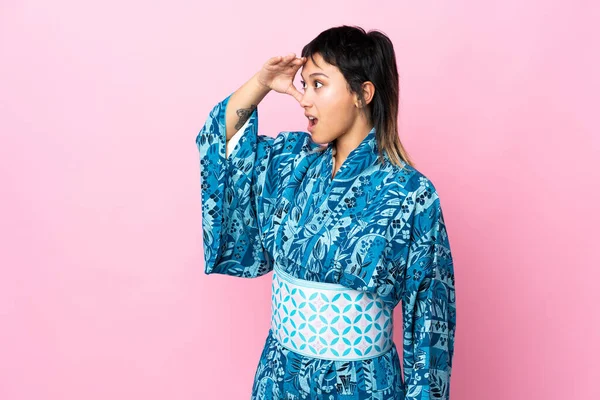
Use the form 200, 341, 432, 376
271, 263, 394, 362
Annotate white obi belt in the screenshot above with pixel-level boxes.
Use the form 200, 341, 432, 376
270, 263, 394, 361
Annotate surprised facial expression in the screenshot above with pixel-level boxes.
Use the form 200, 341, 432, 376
298, 53, 359, 144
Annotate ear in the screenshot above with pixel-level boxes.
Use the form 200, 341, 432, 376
354, 81, 375, 108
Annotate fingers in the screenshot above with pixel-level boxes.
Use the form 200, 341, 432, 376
291, 57, 306, 66
286, 59, 304, 74
286, 84, 304, 105
280, 53, 298, 67
289, 55, 306, 66
269, 54, 306, 67
285, 58, 306, 76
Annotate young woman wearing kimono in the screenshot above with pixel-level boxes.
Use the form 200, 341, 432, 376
196, 25, 456, 400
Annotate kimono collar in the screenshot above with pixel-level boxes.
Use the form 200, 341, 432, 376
326, 126, 380, 181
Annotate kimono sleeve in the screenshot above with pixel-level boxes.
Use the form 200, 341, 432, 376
401, 183, 456, 399
195, 93, 305, 278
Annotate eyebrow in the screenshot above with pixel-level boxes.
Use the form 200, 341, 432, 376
300, 72, 329, 81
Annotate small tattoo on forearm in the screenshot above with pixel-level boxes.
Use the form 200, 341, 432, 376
235, 105, 257, 130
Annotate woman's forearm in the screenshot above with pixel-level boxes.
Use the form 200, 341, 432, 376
225, 72, 271, 140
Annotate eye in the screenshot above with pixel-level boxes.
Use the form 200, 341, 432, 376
299, 80, 323, 91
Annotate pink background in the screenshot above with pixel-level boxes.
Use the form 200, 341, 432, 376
1, 0, 598, 399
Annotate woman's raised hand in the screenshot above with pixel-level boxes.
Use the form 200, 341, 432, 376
257, 53, 306, 104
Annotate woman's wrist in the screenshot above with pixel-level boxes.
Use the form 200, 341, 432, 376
252, 72, 271, 94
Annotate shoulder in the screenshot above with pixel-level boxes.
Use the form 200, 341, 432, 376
383, 162, 439, 199
376, 164, 448, 229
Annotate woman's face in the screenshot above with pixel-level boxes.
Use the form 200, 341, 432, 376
298, 53, 360, 144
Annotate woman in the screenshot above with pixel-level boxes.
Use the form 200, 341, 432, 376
196, 25, 456, 400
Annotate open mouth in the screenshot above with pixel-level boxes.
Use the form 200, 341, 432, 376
308, 117, 319, 131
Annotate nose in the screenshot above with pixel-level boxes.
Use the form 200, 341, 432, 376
299, 91, 312, 108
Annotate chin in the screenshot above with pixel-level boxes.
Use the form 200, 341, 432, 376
309, 132, 335, 146
308, 133, 324, 145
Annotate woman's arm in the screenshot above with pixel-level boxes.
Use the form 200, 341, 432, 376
225, 72, 270, 140
225, 53, 306, 140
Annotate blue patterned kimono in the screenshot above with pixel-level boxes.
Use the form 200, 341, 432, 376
196, 92, 456, 399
